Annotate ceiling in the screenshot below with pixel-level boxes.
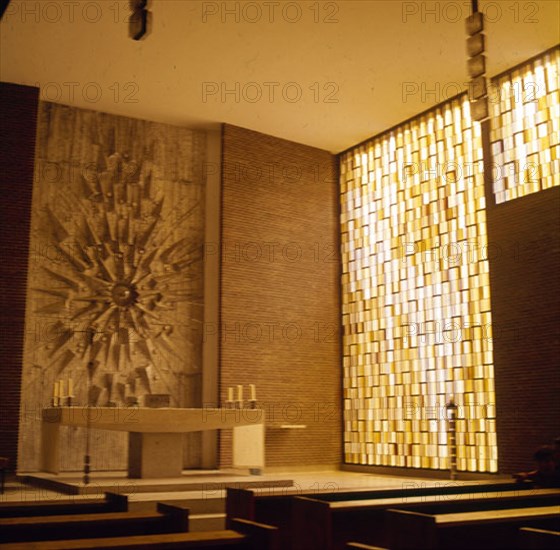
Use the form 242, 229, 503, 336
1, 0, 559, 153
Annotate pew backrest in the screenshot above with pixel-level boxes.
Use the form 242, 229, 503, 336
292, 497, 333, 550
0, 520, 280, 549
229, 517, 281, 550
226, 482, 536, 522
226, 487, 256, 527
0, 503, 190, 543
0, 491, 128, 518
291, 489, 560, 550
0, 530, 248, 549
386, 505, 560, 550
346, 544, 389, 550
519, 526, 560, 549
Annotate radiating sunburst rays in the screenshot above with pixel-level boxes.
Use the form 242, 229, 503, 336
28, 150, 203, 406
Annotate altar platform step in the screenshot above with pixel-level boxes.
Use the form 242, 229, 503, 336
17, 470, 293, 496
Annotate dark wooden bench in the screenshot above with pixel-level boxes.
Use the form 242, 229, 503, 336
346, 544, 388, 550
0, 501, 189, 543
386, 505, 560, 550
226, 481, 531, 549
226, 481, 533, 527
0, 458, 8, 495
0, 517, 279, 549
0, 491, 128, 517
291, 488, 560, 550
518, 526, 560, 549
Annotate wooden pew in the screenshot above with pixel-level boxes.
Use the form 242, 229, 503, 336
226, 481, 531, 549
226, 481, 533, 528
226, 482, 531, 521
0, 492, 128, 517
0, 518, 280, 549
291, 489, 560, 550
0, 502, 189, 543
386, 505, 560, 550
229, 517, 280, 550
518, 527, 560, 549
0, 457, 7, 495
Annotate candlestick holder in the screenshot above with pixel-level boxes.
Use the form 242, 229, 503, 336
248, 399, 258, 409
446, 397, 458, 481
51, 397, 59, 407
235, 400, 243, 409
67, 397, 73, 407
225, 399, 235, 409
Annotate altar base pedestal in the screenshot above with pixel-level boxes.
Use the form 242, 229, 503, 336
128, 433, 183, 478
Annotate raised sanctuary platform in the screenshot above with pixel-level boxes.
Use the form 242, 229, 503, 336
41, 407, 265, 478
19, 470, 293, 496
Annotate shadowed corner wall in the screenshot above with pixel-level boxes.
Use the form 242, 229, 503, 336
219, 124, 341, 469
0, 82, 39, 470
486, 186, 560, 473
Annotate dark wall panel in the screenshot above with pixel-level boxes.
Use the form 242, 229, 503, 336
0, 82, 39, 468
486, 187, 560, 473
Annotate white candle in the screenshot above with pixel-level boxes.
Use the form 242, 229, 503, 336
59, 379, 65, 399
237, 385, 243, 402
68, 378, 74, 398
227, 387, 234, 401
249, 384, 256, 401
53, 381, 59, 406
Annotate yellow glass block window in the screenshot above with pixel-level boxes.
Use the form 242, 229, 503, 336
340, 96, 498, 473
490, 47, 559, 203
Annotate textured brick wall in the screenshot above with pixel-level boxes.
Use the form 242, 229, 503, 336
0, 82, 39, 468
486, 186, 560, 473
219, 124, 341, 468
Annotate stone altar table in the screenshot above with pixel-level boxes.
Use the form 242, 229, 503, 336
41, 407, 265, 478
